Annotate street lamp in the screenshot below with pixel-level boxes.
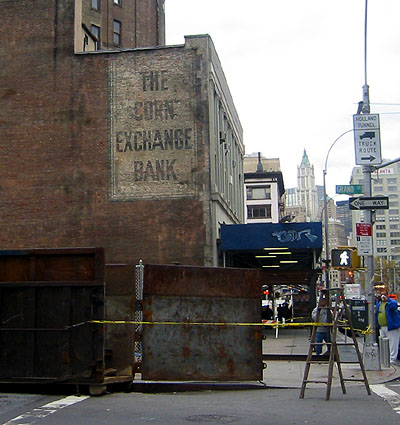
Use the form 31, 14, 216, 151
322, 129, 354, 288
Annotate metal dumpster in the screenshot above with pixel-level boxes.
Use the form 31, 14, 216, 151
139, 264, 264, 381
0, 248, 135, 393
0, 248, 105, 384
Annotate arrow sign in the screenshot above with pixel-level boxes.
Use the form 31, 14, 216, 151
349, 196, 389, 210
361, 155, 376, 162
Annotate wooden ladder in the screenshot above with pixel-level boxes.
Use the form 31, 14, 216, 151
300, 288, 371, 400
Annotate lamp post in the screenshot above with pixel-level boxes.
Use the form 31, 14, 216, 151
322, 129, 354, 288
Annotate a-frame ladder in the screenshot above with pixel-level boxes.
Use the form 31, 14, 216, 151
300, 288, 371, 400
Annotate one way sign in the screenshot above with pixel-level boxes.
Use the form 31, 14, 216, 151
353, 114, 382, 165
349, 196, 389, 210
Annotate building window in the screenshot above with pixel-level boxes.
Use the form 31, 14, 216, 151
388, 186, 398, 192
390, 224, 399, 230
375, 210, 385, 215
389, 216, 400, 222
90, 25, 100, 49
390, 209, 399, 215
375, 217, 385, 222
389, 194, 399, 199
377, 248, 387, 253
91, 0, 100, 9
388, 178, 397, 184
113, 0, 121, 4
390, 232, 400, 237
376, 232, 386, 238
376, 225, 386, 230
391, 202, 399, 207
376, 240, 387, 247
391, 240, 400, 246
247, 205, 272, 219
113, 20, 121, 45
374, 186, 383, 192
246, 185, 271, 200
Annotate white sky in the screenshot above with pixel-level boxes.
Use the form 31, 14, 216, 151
165, 0, 400, 200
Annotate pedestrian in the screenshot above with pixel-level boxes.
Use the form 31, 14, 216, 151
262, 304, 274, 321
376, 288, 400, 363
311, 297, 331, 356
277, 302, 291, 322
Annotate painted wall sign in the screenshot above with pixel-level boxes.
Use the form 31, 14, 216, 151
109, 55, 197, 200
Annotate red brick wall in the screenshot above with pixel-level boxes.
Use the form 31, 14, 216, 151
0, 1, 208, 265
81, 0, 163, 50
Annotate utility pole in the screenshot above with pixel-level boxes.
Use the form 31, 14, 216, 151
356, 0, 380, 370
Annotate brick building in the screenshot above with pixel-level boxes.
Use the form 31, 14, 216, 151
0, 0, 244, 266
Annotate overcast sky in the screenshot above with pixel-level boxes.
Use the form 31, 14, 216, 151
165, 0, 400, 199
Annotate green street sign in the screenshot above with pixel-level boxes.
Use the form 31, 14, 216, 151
335, 184, 363, 195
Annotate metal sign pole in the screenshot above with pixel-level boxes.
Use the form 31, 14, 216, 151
361, 165, 380, 370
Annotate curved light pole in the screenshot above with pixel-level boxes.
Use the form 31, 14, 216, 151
323, 129, 354, 288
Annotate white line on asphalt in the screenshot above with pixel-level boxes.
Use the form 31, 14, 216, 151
2, 395, 89, 425
371, 384, 400, 415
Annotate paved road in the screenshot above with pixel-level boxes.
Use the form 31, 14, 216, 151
1, 382, 400, 425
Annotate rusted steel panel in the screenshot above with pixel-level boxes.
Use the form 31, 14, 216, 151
143, 264, 262, 299
0, 248, 104, 282
0, 248, 105, 383
104, 264, 135, 378
141, 264, 263, 381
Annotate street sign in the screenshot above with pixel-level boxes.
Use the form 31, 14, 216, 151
357, 235, 373, 255
349, 196, 389, 210
356, 222, 372, 236
353, 114, 382, 165
335, 184, 363, 195
345, 284, 362, 299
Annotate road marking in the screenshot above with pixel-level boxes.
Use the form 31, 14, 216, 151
371, 384, 400, 415
2, 395, 89, 425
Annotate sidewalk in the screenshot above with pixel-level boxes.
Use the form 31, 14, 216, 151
262, 327, 400, 388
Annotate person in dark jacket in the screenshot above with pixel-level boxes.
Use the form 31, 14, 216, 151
376, 288, 400, 363
312, 297, 331, 356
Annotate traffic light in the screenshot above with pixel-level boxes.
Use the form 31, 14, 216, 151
331, 248, 360, 269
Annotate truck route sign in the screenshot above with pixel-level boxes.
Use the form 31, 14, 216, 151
353, 114, 382, 166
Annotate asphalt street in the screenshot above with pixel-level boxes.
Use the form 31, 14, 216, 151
1, 385, 400, 425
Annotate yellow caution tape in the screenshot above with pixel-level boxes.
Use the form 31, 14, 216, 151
90, 319, 374, 334
90, 319, 334, 328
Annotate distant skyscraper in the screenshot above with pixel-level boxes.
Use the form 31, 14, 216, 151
336, 200, 352, 240
285, 149, 319, 222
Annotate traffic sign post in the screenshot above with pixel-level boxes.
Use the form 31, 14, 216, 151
353, 114, 382, 165
349, 196, 389, 210
356, 223, 372, 256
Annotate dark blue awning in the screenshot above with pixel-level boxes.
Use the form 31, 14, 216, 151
220, 222, 322, 251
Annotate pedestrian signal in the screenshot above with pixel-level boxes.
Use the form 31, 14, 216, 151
331, 248, 360, 269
